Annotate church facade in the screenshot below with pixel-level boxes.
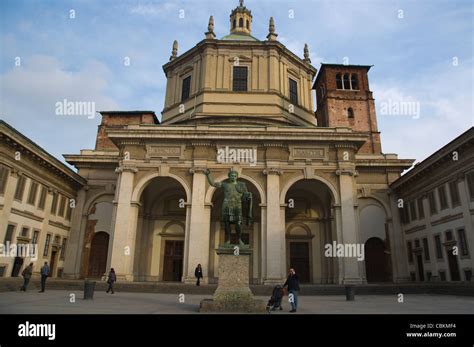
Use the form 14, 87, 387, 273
59, 2, 413, 285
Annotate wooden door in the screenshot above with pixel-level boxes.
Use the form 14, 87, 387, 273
163, 240, 184, 281
365, 237, 390, 282
49, 251, 57, 277
87, 232, 109, 278
289, 242, 310, 283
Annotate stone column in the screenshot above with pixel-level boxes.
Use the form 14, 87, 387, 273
63, 187, 87, 279
388, 190, 410, 282
184, 166, 211, 284
109, 166, 137, 281
336, 168, 364, 284
263, 168, 285, 284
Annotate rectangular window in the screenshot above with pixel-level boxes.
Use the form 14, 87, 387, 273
467, 172, 474, 200
439, 271, 446, 281
232, 66, 248, 91
415, 239, 420, 248
422, 238, 430, 261
409, 201, 417, 221
43, 234, 51, 256
417, 198, 424, 219
58, 195, 66, 217
407, 241, 413, 263
20, 227, 29, 238
181, 76, 191, 101
438, 185, 448, 210
434, 235, 443, 259
289, 78, 298, 105
14, 175, 26, 201
446, 230, 453, 241
27, 181, 39, 205
448, 181, 460, 207
457, 228, 469, 256
32, 230, 40, 244
60, 238, 67, 260
4, 224, 15, 243
0, 164, 9, 194
37, 186, 47, 210
50, 192, 58, 215
428, 191, 437, 215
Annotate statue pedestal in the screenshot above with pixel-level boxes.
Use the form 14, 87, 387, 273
200, 247, 266, 313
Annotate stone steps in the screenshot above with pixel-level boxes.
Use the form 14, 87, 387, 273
1, 278, 473, 296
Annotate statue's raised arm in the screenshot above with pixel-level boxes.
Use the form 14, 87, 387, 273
205, 169, 222, 188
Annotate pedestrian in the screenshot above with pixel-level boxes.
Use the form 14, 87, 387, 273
195, 264, 203, 286
20, 263, 33, 291
39, 261, 49, 293
283, 268, 300, 313
106, 268, 116, 294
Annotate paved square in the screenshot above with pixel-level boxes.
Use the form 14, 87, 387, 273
0, 290, 473, 314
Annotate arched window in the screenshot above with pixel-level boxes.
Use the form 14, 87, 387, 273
343, 73, 350, 90
246, 20, 249, 29
233, 19, 236, 29
351, 74, 359, 90
348, 107, 354, 118
239, 18, 243, 27
336, 74, 343, 89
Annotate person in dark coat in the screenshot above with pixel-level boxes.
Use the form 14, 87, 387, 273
106, 268, 117, 294
20, 263, 33, 291
39, 261, 49, 293
283, 268, 300, 312
195, 264, 203, 286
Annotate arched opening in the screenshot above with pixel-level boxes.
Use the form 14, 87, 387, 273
348, 107, 354, 119
350, 74, 359, 90
88, 232, 109, 278
246, 19, 249, 29
284, 179, 335, 284
135, 176, 187, 282
365, 237, 391, 282
208, 177, 262, 284
336, 73, 343, 89
343, 73, 350, 90
233, 19, 236, 29
239, 18, 243, 27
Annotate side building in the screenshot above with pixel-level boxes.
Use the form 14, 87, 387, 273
391, 127, 474, 282
0, 121, 85, 279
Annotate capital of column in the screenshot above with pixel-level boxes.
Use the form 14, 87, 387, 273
189, 166, 208, 174
335, 169, 358, 177
115, 166, 138, 174
263, 167, 283, 175
9, 167, 20, 177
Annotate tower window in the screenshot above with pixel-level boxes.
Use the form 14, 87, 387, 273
246, 20, 249, 29
343, 73, 350, 90
233, 19, 236, 29
239, 18, 243, 27
289, 78, 298, 105
181, 76, 191, 101
350, 74, 359, 90
336, 74, 343, 89
347, 107, 354, 118
233, 66, 248, 91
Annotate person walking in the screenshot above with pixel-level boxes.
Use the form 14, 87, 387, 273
195, 264, 203, 286
39, 261, 49, 293
20, 263, 33, 291
106, 268, 116, 294
283, 268, 300, 313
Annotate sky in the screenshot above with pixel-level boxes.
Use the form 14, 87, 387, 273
0, 0, 473, 170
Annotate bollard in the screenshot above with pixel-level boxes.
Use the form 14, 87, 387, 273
345, 285, 355, 301
83, 280, 96, 300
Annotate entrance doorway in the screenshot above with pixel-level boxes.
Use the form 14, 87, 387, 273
416, 254, 424, 281
11, 256, 24, 277
49, 250, 57, 277
365, 237, 390, 282
447, 248, 460, 281
163, 240, 184, 281
88, 232, 109, 278
289, 242, 310, 283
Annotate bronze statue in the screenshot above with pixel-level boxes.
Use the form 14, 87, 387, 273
205, 169, 253, 246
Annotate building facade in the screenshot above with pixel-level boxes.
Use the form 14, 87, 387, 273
0, 121, 85, 279
391, 128, 474, 282
59, 2, 414, 285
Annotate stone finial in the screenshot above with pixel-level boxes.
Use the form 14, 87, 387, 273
239, 0, 244, 7
303, 43, 311, 63
170, 40, 178, 61
266, 17, 278, 41
205, 15, 216, 39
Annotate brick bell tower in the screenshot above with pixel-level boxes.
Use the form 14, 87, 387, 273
313, 64, 382, 154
